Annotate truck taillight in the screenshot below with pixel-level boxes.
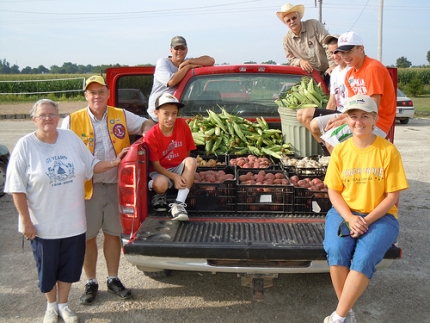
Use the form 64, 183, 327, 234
120, 166, 135, 185
118, 165, 136, 215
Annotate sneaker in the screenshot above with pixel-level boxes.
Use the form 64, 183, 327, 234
169, 202, 189, 221
79, 282, 98, 305
152, 193, 167, 212
58, 306, 79, 323
345, 309, 357, 323
323, 312, 343, 323
107, 278, 132, 299
43, 308, 58, 323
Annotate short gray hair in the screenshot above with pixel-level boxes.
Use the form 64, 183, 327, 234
30, 99, 59, 118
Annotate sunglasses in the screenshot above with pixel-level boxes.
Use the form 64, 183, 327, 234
173, 46, 187, 51
284, 15, 298, 24
337, 221, 352, 238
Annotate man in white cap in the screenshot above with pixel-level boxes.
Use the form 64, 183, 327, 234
61, 75, 155, 305
320, 31, 396, 153
148, 36, 215, 121
276, 3, 334, 83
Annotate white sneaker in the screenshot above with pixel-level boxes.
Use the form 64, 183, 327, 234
59, 306, 79, 323
169, 202, 189, 221
323, 312, 343, 323
345, 309, 357, 323
43, 308, 58, 323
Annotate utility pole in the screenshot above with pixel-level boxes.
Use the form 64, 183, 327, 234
315, 0, 323, 23
378, 0, 384, 62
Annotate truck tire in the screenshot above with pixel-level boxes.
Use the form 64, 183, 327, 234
0, 161, 6, 198
399, 118, 409, 124
143, 270, 172, 279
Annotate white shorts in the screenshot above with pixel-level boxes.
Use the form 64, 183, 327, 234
315, 113, 342, 135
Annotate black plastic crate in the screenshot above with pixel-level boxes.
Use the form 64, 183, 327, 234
186, 166, 236, 212
294, 186, 331, 214
236, 169, 294, 213
280, 155, 328, 178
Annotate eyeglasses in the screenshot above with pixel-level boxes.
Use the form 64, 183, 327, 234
173, 46, 187, 51
86, 89, 108, 96
337, 221, 352, 238
34, 113, 58, 120
284, 15, 298, 24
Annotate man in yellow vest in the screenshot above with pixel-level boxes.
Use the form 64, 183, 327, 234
61, 75, 154, 305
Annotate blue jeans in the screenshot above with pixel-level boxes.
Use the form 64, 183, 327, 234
323, 207, 399, 279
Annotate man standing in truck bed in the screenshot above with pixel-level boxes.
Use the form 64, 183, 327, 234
147, 36, 215, 122
61, 75, 154, 305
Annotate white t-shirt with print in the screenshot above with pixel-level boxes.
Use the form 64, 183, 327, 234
5, 129, 99, 239
329, 65, 351, 112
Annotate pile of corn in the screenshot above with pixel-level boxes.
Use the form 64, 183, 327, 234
187, 108, 292, 158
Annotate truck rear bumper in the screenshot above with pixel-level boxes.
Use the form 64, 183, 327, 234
121, 216, 401, 274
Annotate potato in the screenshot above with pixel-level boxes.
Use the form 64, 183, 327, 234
265, 173, 275, 180
275, 173, 285, 179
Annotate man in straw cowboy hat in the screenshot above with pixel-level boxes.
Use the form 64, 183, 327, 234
276, 3, 334, 83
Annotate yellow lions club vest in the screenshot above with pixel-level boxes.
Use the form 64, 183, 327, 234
69, 106, 130, 199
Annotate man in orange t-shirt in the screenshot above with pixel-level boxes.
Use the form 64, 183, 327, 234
320, 31, 396, 153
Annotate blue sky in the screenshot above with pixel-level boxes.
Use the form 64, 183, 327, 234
1, 0, 429, 69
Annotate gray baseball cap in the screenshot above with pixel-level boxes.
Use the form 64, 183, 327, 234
170, 36, 187, 48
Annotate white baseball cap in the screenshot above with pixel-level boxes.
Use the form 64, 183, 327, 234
334, 31, 364, 53
344, 94, 378, 114
155, 93, 184, 110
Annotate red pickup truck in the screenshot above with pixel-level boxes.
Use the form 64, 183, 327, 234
106, 64, 400, 300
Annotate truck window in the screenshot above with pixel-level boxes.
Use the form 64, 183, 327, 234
115, 75, 154, 118
180, 74, 303, 118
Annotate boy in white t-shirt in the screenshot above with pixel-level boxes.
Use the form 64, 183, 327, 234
296, 34, 349, 155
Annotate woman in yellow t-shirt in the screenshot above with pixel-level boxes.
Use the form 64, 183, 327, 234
322, 94, 408, 323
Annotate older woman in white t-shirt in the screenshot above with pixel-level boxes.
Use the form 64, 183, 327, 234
5, 99, 127, 323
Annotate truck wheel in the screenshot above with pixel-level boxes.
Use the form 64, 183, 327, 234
399, 118, 409, 124
143, 270, 172, 279
0, 161, 6, 198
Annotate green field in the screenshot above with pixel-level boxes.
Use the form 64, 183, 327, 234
0, 74, 429, 116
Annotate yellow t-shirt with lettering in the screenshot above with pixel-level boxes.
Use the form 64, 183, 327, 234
324, 136, 408, 218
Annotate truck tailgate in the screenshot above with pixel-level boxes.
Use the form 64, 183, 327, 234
123, 215, 401, 260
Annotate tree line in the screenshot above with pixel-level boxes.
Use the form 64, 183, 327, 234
0, 59, 154, 75
1, 56, 428, 74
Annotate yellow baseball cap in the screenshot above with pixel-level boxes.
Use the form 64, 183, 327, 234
84, 75, 107, 90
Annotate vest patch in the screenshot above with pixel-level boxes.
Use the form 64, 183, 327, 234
113, 124, 126, 139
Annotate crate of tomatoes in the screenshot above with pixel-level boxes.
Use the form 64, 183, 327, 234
236, 169, 294, 213
186, 166, 236, 212
289, 175, 331, 214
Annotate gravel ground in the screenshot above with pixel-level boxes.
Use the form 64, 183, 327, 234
0, 118, 429, 323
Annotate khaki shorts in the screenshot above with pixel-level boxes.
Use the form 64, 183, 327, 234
85, 183, 121, 239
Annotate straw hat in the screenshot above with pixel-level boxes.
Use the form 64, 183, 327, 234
276, 3, 305, 24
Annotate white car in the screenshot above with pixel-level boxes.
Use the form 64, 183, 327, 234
396, 89, 414, 124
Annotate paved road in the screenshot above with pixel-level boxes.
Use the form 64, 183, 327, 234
0, 119, 429, 323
